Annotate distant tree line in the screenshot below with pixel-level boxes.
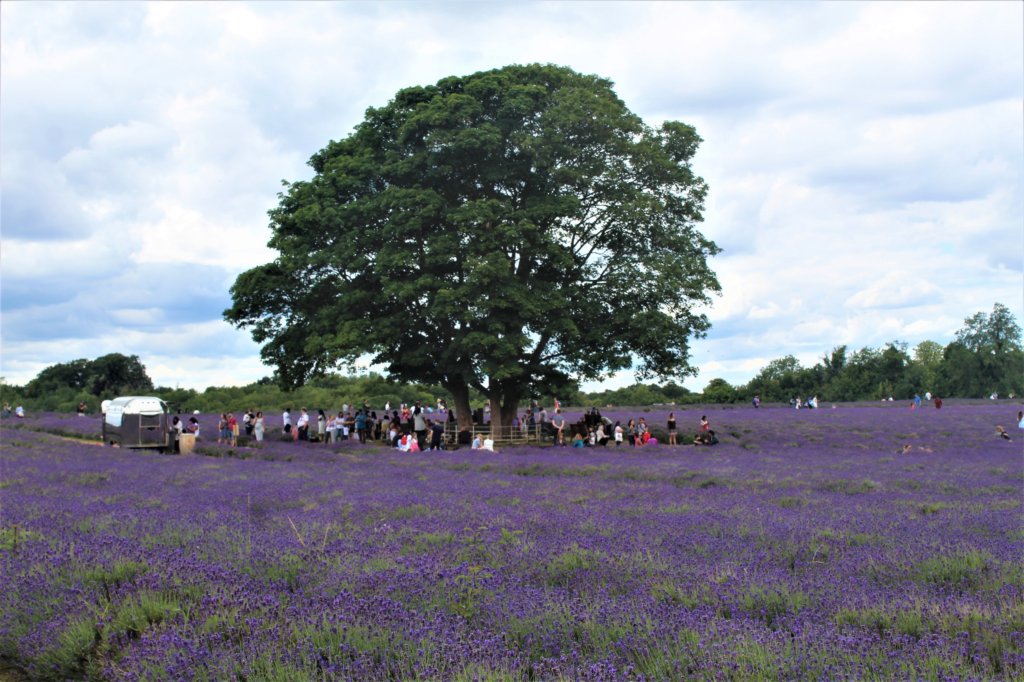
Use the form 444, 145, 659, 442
700, 302, 1023, 404
3, 304, 1019, 413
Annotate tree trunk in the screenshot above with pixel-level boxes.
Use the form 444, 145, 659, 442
488, 390, 521, 439
444, 378, 474, 432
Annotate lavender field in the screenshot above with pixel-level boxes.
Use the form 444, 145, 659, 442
1, 404, 1022, 680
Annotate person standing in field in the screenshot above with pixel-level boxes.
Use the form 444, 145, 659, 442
296, 408, 309, 441
413, 402, 427, 449
317, 410, 327, 442
355, 409, 368, 444
169, 416, 183, 453
614, 421, 624, 446
550, 409, 566, 446
254, 411, 264, 442
325, 412, 336, 443
282, 408, 292, 437
217, 414, 229, 444
227, 413, 238, 446
667, 412, 678, 445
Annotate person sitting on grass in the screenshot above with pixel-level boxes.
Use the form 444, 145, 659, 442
693, 430, 718, 446
571, 432, 586, 448
996, 425, 1012, 441
471, 434, 483, 450
482, 437, 496, 452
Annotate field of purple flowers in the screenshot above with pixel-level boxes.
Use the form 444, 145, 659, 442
1, 403, 1021, 680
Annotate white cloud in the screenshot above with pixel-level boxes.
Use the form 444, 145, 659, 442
2, 1, 1021, 395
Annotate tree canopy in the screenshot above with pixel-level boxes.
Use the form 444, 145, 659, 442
737, 303, 1023, 402
226, 64, 720, 432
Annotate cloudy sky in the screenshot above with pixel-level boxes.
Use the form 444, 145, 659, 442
2, 1, 1022, 393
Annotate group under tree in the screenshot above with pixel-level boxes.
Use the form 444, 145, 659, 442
226, 64, 720, 435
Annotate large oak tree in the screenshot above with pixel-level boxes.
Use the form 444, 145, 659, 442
226, 64, 720, 434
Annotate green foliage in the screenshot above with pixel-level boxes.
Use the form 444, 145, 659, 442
702, 377, 738, 403
106, 591, 179, 639
225, 63, 719, 433
913, 550, 993, 590
740, 584, 809, 628
545, 544, 605, 587
83, 560, 149, 603
22, 353, 153, 410
11, 301, 1021, 411
36, 617, 99, 681
737, 302, 1022, 401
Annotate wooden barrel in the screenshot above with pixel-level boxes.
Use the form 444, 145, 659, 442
178, 433, 196, 454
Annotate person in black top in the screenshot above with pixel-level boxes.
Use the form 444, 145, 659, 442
667, 412, 677, 445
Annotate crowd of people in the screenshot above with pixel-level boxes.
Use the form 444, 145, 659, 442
30, 394, 1016, 453
169, 401, 723, 452
171, 399, 1024, 454
274, 401, 450, 451
508, 407, 719, 449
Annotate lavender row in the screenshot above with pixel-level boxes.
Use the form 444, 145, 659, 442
1, 403, 1021, 680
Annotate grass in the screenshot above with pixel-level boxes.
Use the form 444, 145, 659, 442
913, 550, 993, 591
544, 544, 606, 588
814, 478, 879, 494
740, 585, 810, 629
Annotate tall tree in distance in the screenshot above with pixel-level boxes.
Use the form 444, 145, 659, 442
226, 64, 720, 434
945, 302, 1023, 397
